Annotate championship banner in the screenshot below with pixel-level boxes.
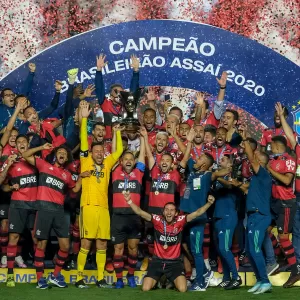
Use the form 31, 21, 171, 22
0, 20, 299, 127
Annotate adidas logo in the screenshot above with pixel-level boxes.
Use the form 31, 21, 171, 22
17, 168, 22, 171
249, 230, 252, 233
219, 231, 223, 234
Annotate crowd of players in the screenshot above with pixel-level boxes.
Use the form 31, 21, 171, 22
0, 55, 300, 294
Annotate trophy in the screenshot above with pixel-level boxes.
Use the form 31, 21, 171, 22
119, 90, 141, 132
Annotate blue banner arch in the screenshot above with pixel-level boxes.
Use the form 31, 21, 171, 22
1, 20, 299, 127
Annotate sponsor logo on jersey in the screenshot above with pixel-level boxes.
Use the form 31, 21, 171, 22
159, 235, 178, 243
46, 177, 64, 189
20, 176, 37, 185
118, 182, 136, 189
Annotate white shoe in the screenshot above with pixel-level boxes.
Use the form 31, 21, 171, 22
1, 255, 7, 268
190, 268, 197, 281
204, 259, 211, 271
15, 255, 27, 268
209, 276, 222, 287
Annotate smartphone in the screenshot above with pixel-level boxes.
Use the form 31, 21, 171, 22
164, 94, 171, 101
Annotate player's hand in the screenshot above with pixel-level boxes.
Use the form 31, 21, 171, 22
7, 155, 17, 167
207, 195, 215, 205
167, 123, 177, 137
80, 102, 91, 118
83, 84, 96, 98
54, 80, 63, 92
195, 92, 205, 106
145, 87, 156, 102
16, 97, 28, 112
130, 54, 140, 72
239, 124, 247, 140
139, 126, 148, 137
216, 71, 227, 87
163, 100, 172, 111
123, 190, 131, 202
230, 178, 241, 187
42, 143, 53, 150
28, 62, 36, 73
186, 128, 195, 142
11, 184, 20, 191
96, 54, 107, 71
80, 171, 91, 178
275, 102, 284, 118
73, 84, 84, 99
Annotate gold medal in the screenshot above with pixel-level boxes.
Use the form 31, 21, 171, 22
155, 191, 159, 195
97, 177, 100, 183
122, 190, 126, 194
163, 244, 168, 250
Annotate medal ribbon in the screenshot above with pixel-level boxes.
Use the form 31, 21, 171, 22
216, 146, 226, 164
94, 164, 103, 182
193, 144, 204, 159
155, 174, 166, 193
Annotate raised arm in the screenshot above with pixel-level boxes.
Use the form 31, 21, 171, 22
95, 54, 107, 105
38, 80, 62, 119
22, 143, 53, 166
167, 123, 186, 153
194, 92, 205, 124
275, 102, 296, 149
21, 63, 35, 96
214, 71, 227, 120
187, 195, 215, 222
112, 125, 124, 161
123, 191, 152, 222
143, 129, 155, 169
0, 155, 16, 185
79, 102, 91, 153
130, 55, 140, 93
1, 98, 27, 147
179, 128, 195, 168
138, 127, 146, 164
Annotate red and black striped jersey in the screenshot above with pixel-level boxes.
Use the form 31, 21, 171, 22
35, 157, 75, 211
2, 144, 18, 157
87, 136, 112, 158
7, 159, 37, 209
152, 214, 186, 260
148, 165, 180, 214
112, 165, 144, 214
66, 160, 81, 198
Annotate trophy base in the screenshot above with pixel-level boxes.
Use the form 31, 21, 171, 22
120, 118, 140, 133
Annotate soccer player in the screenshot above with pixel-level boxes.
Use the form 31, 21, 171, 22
213, 155, 242, 290
94, 54, 140, 139
22, 143, 82, 289
237, 130, 273, 294
179, 128, 230, 291
111, 129, 145, 288
75, 102, 123, 289
267, 135, 300, 287
221, 109, 242, 147
123, 191, 215, 292
4, 134, 38, 287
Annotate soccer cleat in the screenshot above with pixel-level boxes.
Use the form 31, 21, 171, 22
266, 263, 279, 276
1, 255, 7, 268
75, 279, 88, 289
218, 280, 231, 288
140, 257, 149, 271
248, 282, 261, 293
189, 281, 206, 292
283, 272, 300, 288
238, 251, 251, 267
6, 274, 15, 287
49, 272, 68, 288
253, 283, 272, 294
15, 255, 27, 268
203, 270, 214, 288
96, 279, 113, 288
224, 276, 242, 290
209, 276, 222, 287
127, 275, 137, 288
115, 279, 124, 289
204, 259, 211, 271
36, 277, 50, 289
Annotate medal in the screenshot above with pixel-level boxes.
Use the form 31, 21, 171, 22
155, 191, 159, 195
94, 164, 103, 184
163, 244, 168, 250
97, 178, 100, 183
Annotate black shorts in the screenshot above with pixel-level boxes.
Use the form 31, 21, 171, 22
9, 208, 36, 234
111, 214, 142, 244
0, 204, 9, 219
271, 198, 297, 234
34, 210, 70, 240
145, 257, 185, 283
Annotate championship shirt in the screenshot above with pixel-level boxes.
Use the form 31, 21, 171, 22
148, 165, 180, 214
200, 110, 219, 128
87, 135, 112, 158
112, 164, 144, 214
7, 159, 38, 209
295, 144, 300, 194
190, 143, 211, 161
269, 153, 296, 200
2, 144, 18, 156
260, 128, 297, 151
35, 158, 75, 211
80, 118, 123, 208
66, 160, 80, 198
147, 125, 164, 148
152, 214, 186, 260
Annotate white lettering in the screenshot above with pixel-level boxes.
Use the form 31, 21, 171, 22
109, 41, 124, 55
46, 177, 64, 189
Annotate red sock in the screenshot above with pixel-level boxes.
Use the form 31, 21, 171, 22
127, 254, 138, 276
54, 249, 69, 276
0, 227, 8, 256
34, 248, 45, 281
113, 255, 124, 279
279, 237, 297, 266
203, 223, 210, 259
269, 232, 281, 256
72, 224, 80, 255
7, 244, 17, 275
185, 271, 192, 280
